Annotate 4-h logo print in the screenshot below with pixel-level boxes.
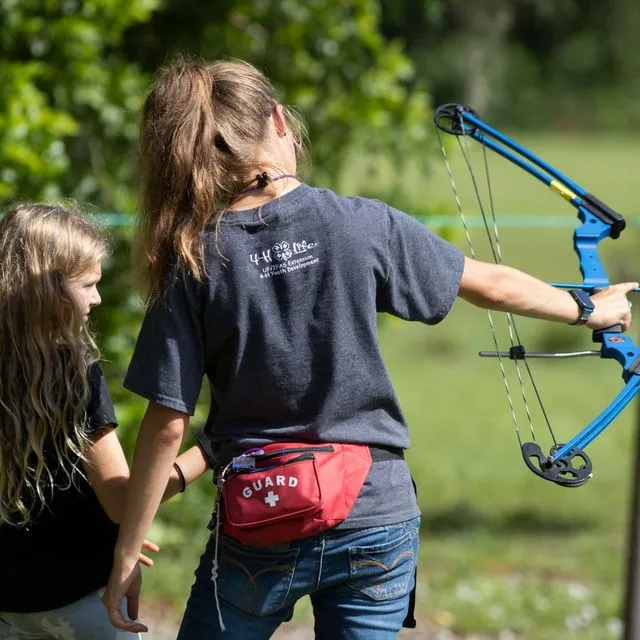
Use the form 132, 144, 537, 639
272, 242, 292, 262
250, 238, 319, 278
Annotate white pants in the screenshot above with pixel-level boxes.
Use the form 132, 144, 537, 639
0, 589, 140, 640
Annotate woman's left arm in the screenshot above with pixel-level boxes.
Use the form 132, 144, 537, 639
101, 401, 189, 633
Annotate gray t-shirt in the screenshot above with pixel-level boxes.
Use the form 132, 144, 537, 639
124, 183, 464, 528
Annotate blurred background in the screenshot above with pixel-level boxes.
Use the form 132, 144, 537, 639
2, 1, 640, 638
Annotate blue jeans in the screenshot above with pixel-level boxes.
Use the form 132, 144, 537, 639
177, 517, 420, 639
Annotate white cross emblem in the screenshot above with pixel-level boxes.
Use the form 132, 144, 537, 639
264, 491, 280, 508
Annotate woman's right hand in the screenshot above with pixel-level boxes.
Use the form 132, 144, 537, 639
587, 282, 638, 331
102, 557, 148, 633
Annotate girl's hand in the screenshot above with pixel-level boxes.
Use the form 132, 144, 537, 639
138, 539, 160, 568
587, 282, 638, 331
102, 558, 148, 633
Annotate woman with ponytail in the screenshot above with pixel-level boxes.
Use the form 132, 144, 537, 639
103, 57, 636, 639
0, 203, 208, 640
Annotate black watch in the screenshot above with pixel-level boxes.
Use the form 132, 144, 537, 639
568, 288, 595, 325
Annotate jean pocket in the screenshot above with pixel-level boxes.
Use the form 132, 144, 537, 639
217, 535, 299, 616
348, 525, 417, 601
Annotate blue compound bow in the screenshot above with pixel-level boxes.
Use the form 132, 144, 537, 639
434, 103, 640, 488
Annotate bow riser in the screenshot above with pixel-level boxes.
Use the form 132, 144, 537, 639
601, 334, 640, 379
575, 209, 616, 288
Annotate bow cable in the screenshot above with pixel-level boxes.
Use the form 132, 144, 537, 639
434, 115, 558, 456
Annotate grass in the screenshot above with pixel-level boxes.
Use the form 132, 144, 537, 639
386, 317, 634, 639
136, 132, 640, 638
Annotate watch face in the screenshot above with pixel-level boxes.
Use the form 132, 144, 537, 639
581, 294, 595, 311
568, 289, 595, 325
571, 289, 595, 311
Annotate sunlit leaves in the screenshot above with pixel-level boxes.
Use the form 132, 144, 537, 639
0, 0, 158, 208
125, 0, 434, 188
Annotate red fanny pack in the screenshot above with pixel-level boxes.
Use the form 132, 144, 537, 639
219, 442, 397, 546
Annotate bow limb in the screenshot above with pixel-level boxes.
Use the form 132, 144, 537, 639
434, 105, 625, 254
551, 376, 640, 461
521, 337, 640, 487
552, 334, 640, 458
435, 104, 586, 194
520, 375, 640, 488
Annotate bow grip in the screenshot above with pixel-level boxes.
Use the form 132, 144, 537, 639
593, 324, 623, 343
588, 286, 623, 342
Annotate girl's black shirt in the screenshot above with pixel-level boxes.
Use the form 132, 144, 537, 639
0, 363, 119, 613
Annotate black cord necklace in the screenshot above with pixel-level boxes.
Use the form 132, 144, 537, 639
240, 172, 299, 194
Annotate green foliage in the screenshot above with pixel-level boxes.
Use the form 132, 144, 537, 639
0, 60, 76, 201
0, 0, 157, 208
379, 0, 640, 129
123, 0, 433, 186
0, 0, 436, 473
90, 225, 146, 452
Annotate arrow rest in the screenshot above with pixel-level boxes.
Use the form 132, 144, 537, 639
521, 442, 593, 487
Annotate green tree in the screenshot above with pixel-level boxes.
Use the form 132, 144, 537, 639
0, 0, 157, 209
123, 0, 433, 195
0, 0, 160, 453
0, 0, 435, 462
379, 0, 640, 129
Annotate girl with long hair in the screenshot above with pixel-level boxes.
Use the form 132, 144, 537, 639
103, 58, 636, 638
0, 203, 208, 640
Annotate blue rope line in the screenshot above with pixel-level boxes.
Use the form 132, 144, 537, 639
88, 213, 136, 227
4, 212, 640, 229
415, 215, 640, 229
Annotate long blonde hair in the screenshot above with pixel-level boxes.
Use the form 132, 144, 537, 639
0, 203, 109, 526
135, 56, 305, 301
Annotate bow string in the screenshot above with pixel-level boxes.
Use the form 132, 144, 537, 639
433, 103, 640, 488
